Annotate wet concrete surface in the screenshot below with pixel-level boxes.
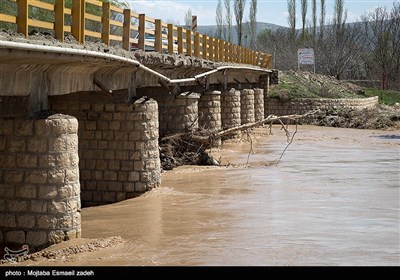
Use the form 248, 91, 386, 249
9, 125, 400, 266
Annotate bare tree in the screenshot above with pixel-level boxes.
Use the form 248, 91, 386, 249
216, 0, 224, 39
257, 28, 299, 70
287, 0, 296, 39
334, 0, 347, 35
224, 0, 233, 42
312, 0, 317, 40
234, 0, 247, 46
361, 2, 400, 89
320, 0, 326, 40
249, 0, 257, 49
317, 23, 364, 80
184, 9, 192, 29
301, 0, 308, 41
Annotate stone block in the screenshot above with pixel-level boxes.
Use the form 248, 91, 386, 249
3, 170, 24, 183
17, 214, 35, 228
48, 170, 66, 184
26, 231, 47, 247
27, 138, 47, 153
65, 230, 77, 240
37, 215, 57, 229
0, 119, 14, 135
48, 201, 67, 213
0, 214, 16, 227
38, 185, 58, 200
14, 120, 33, 136
29, 200, 47, 213
0, 154, 16, 168
5, 230, 25, 244
103, 191, 116, 202
7, 138, 26, 152
8, 200, 28, 212
58, 215, 73, 229
16, 185, 37, 199
16, 154, 37, 168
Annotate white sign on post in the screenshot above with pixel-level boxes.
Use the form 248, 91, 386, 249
298, 48, 315, 72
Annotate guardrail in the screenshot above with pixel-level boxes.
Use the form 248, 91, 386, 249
0, 0, 272, 68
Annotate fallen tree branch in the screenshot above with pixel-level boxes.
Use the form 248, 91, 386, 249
162, 109, 320, 144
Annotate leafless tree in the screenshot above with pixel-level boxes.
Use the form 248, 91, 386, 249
234, 0, 246, 46
184, 9, 192, 29
317, 22, 364, 80
216, 0, 224, 39
301, 0, 308, 41
312, 0, 317, 41
249, 0, 257, 49
257, 28, 299, 70
224, 0, 233, 42
334, 0, 347, 35
287, 0, 296, 39
361, 2, 400, 89
320, 0, 326, 40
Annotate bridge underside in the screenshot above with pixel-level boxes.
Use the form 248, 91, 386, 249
0, 46, 271, 251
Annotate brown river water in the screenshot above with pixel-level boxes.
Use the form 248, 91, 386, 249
11, 125, 400, 266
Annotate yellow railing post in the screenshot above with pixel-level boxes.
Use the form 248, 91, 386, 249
138, 14, 145, 50
186, 29, 192, 56
55, 0, 65, 42
123, 9, 132, 51
102, 1, 111, 46
194, 32, 200, 58
155, 19, 162, 53
177, 27, 183, 54
208, 37, 213, 61
214, 38, 219, 62
72, 0, 85, 43
17, 0, 28, 38
202, 34, 207, 60
219, 40, 224, 62
167, 24, 174, 54
225, 41, 229, 63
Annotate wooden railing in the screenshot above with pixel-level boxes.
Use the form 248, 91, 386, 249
0, 0, 272, 68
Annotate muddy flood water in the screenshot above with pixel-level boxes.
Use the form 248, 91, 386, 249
15, 125, 400, 266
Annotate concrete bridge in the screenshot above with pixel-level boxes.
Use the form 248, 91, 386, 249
0, 35, 275, 252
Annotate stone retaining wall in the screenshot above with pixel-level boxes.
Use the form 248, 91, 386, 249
265, 96, 379, 122
49, 92, 161, 207
240, 89, 255, 124
221, 89, 241, 129
0, 114, 81, 250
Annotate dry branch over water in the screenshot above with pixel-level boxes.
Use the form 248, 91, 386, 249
160, 110, 320, 170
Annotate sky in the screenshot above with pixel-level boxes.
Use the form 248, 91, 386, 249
123, 0, 397, 27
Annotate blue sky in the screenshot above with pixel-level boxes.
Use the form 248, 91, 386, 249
125, 0, 396, 27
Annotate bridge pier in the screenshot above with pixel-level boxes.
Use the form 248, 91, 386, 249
240, 89, 255, 124
221, 88, 241, 129
254, 88, 265, 122
198, 90, 222, 131
137, 89, 200, 137
0, 114, 81, 251
49, 92, 161, 207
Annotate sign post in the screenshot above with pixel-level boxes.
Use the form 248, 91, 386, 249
297, 48, 315, 73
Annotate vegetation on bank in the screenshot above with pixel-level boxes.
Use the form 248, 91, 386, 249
360, 89, 400, 106
269, 71, 400, 108
269, 70, 364, 100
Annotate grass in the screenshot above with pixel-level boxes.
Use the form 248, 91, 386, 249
360, 89, 400, 105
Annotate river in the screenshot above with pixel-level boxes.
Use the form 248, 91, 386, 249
14, 125, 400, 266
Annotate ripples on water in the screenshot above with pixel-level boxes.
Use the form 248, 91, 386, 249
39, 126, 400, 266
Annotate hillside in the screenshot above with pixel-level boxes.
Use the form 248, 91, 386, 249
197, 22, 285, 44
